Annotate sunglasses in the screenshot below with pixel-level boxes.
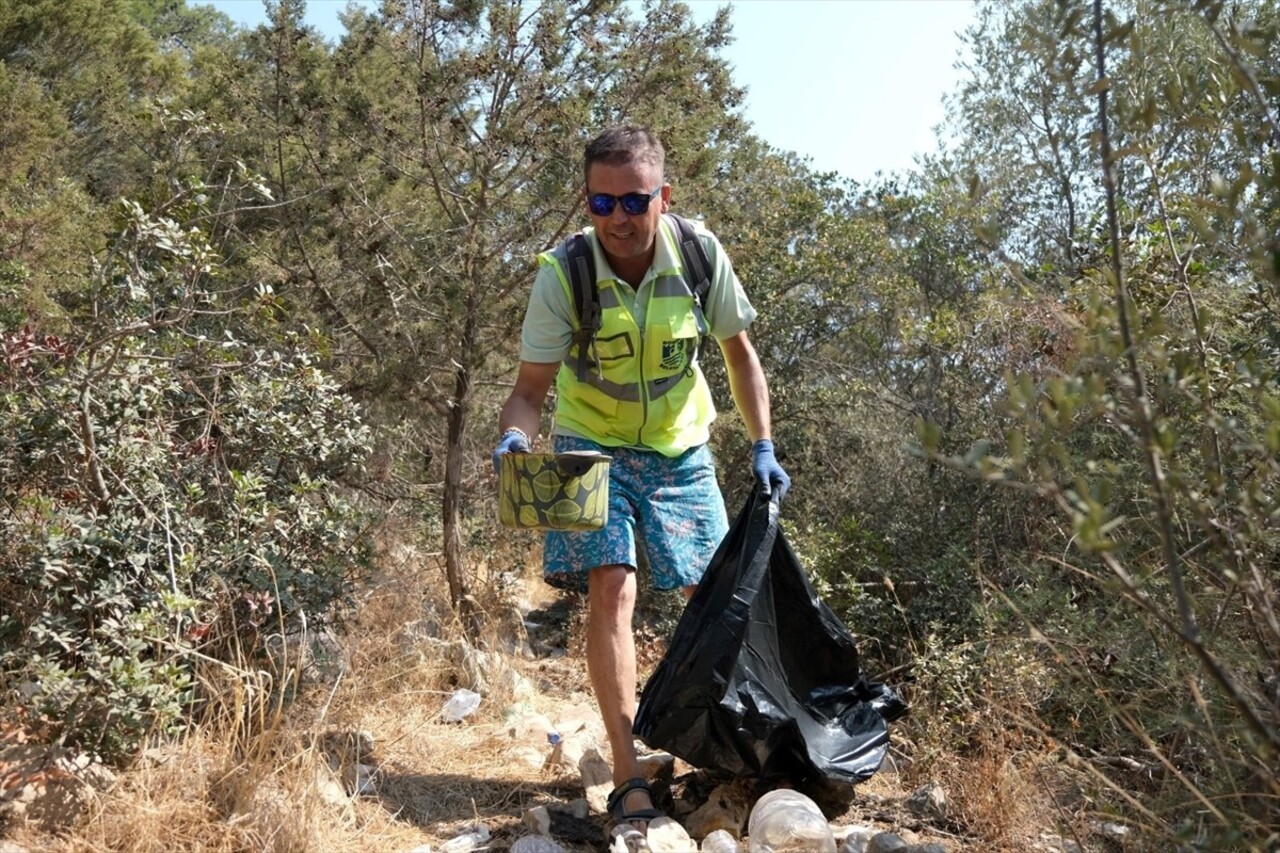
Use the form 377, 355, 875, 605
586, 186, 662, 217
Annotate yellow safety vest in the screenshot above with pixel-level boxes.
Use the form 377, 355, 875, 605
541, 225, 717, 456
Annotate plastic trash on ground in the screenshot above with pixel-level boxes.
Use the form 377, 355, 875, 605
634, 486, 907, 786
441, 688, 482, 722
746, 789, 836, 852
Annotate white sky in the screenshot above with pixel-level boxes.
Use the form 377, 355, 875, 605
200, 0, 976, 184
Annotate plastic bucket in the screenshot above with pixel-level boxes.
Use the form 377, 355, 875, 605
499, 451, 612, 531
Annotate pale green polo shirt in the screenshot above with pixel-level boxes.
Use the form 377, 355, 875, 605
519, 217, 757, 444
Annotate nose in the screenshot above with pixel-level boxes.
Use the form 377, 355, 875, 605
608, 202, 630, 224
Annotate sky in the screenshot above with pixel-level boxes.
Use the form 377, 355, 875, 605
200, 0, 976, 185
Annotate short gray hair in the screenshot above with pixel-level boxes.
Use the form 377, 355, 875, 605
583, 125, 665, 183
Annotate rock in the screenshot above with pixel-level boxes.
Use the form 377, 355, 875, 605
344, 763, 377, 796
266, 624, 348, 684
0, 745, 116, 831
646, 816, 694, 852
560, 797, 590, 820
578, 747, 614, 813
553, 703, 598, 736
1034, 834, 1083, 853
507, 745, 550, 771
636, 751, 675, 780
500, 668, 536, 701
507, 711, 559, 742
0, 842, 31, 853
906, 844, 947, 853
905, 782, 949, 823
546, 728, 598, 774
836, 825, 877, 853
524, 805, 552, 835
314, 766, 350, 809
866, 832, 910, 853
685, 783, 749, 839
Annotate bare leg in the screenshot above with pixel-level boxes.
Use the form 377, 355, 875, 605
587, 565, 654, 825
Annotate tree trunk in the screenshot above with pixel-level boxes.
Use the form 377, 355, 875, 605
442, 304, 483, 641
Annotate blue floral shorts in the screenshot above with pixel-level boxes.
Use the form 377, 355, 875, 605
543, 435, 729, 592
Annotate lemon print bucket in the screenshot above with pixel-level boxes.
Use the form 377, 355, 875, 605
499, 451, 612, 531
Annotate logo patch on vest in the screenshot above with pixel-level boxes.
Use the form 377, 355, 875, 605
659, 340, 687, 371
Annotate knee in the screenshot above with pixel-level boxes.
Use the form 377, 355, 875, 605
588, 564, 635, 614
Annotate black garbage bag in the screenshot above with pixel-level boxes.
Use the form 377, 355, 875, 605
634, 486, 907, 785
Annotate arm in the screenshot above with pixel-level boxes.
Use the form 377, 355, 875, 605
499, 360, 559, 442
719, 330, 790, 499
718, 330, 772, 443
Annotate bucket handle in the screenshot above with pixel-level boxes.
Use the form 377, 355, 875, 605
556, 453, 611, 478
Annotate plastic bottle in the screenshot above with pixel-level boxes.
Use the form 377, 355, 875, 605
746, 789, 836, 853
609, 824, 652, 853
510, 835, 566, 853
441, 688, 482, 722
439, 825, 491, 852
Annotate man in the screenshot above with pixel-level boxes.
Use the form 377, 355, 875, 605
494, 125, 789, 833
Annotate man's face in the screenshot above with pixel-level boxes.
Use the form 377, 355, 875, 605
584, 160, 670, 267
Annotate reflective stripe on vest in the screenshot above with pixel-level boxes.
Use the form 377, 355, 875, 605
541, 225, 716, 456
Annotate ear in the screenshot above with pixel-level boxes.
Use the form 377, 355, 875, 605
660, 183, 672, 213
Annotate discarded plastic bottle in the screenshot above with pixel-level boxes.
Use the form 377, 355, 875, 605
746, 789, 836, 853
439, 825, 491, 852
441, 688, 482, 722
510, 835, 566, 853
701, 829, 742, 853
609, 823, 652, 853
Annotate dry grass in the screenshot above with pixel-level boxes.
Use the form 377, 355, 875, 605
7, 529, 1171, 853
0, 532, 605, 853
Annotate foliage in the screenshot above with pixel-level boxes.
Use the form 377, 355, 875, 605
0, 132, 373, 760
913, 0, 1280, 844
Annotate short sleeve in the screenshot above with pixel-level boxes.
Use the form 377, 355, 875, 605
699, 227, 757, 340
520, 258, 575, 364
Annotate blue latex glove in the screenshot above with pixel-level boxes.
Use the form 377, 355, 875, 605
492, 428, 531, 476
752, 439, 790, 502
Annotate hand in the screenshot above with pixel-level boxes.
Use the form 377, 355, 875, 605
492, 428, 531, 476
752, 439, 790, 502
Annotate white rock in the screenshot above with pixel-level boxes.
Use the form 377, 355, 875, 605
836, 825, 877, 853
578, 747, 614, 813
314, 767, 350, 807
507, 745, 549, 771
636, 751, 675, 779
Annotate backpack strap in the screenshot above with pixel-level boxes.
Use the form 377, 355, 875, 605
565, 215, 714, 380
565, 232, 599, 381
665, 213, 714, 356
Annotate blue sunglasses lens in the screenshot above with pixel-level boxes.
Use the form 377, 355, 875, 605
588, 187, 659, 216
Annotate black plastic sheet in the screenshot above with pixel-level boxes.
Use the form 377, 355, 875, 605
634, 486, 907, 785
